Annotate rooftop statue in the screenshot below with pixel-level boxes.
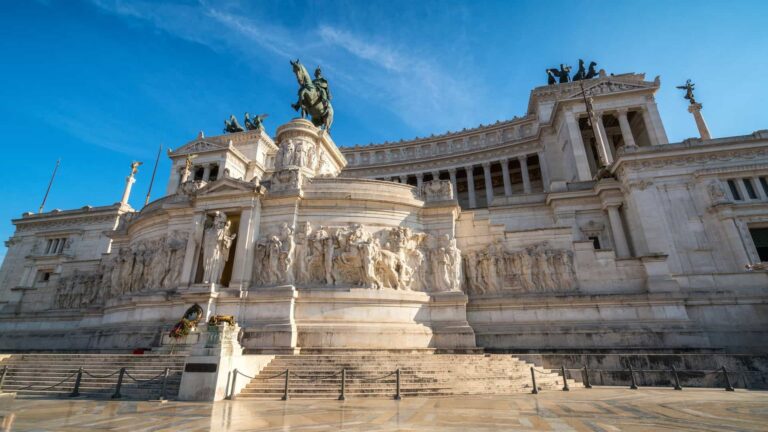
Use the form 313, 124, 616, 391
224, 114, 245, 133
676, 79, 697, 104
573, 59, 599, 81
546, 63, 572, 85
244, 112, 269, 131
290, 59, 334, 131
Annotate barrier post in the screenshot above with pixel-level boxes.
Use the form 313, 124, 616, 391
229, 369, 238, 401
69, 367, 83, 397
722, 366, 735, 391
671, 366, 682, 391
281, 369, 290, 401
582, 365, 592, 389
111, 367, 126, 399
394, 369, 402, 400
0, 366, 7, 392
530, 367, 538, 394
561, 366, 570, 391
338, 369, 346, 401
159, 367, 170, 401
629, 365, 638, 390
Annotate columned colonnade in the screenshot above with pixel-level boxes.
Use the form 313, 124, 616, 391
378, 152, 550, 209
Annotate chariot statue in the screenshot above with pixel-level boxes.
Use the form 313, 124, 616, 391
290, 59, 334, 131
244, 112, 268, 131
224, 114, 245, 133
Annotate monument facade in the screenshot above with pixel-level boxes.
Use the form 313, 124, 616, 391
1, 63, 767, 354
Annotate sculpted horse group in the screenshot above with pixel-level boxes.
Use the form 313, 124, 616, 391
290, 59, 334, 131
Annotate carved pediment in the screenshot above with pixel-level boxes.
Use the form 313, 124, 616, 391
565, 80, 652, 100
169, 140, 227, 157
196, 177, 262, 196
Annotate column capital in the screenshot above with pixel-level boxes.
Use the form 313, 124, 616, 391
415, 172, 424, 179
448, 167, 457, 175
687, 102, 704, 113
616, 107, 629, 115
481, 161, 491, 169
464, 165, 474, 172
517, 154, 528, 163
499, 157, 509, 164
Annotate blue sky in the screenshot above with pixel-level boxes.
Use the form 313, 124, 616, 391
1, 0, 767, 260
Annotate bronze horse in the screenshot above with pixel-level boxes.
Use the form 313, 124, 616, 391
290, 59, 334, 131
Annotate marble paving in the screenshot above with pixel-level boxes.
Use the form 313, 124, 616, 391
1, 387, 767, 431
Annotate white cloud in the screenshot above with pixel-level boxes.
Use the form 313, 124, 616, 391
88, 0, 486, 136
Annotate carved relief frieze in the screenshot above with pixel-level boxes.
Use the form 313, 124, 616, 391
463, 241, 576, 296
252, 223, 462, 293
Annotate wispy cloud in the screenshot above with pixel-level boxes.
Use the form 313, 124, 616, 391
88, 0, 486, 137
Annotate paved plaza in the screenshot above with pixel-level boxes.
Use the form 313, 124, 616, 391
1, 387, 767, 431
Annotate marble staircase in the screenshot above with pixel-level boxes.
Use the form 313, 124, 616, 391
0, 354, 186, 399
237, 354, 580, 399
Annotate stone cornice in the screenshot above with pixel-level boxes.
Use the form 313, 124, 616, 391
612, 133, 768, 178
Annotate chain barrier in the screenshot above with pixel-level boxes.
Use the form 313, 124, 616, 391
10, 370, 79, 392
356, 370, 398, 382
83, 370, 121, 380
125, 370, 166, 385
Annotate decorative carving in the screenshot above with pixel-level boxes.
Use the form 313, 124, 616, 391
269, 169, 305, 192
706, 180, 730, 205
252, 223, 462, 293
55, 271, 101, 309
464, 242, 576, 295
420, 179, 454, 201
201, 212, 236, 285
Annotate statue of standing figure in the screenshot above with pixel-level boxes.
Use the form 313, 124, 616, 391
676, 79, 697, 104
201, 211, 236, 285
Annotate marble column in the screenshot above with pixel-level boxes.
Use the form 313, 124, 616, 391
537, 151, 550, 192
605, 204, 631, 258
465, 165, 477, 208
596, 114, 614, 164
645, 100, 669, 144
431, 171, 441, 181
482, 162, 494, 206
120, 175, 136, 206
180, 212, 207, 287
416, 173, 424, 188
202, 164, 211, 181
448, 169, 458, 197
500, 158, 512, 197
617, 109, 637, 147
399, 175, 408, 184
688, 103, 712, 140
564, 110, 592, 181
641, 107, 659, 145
229, 205, 260, 291
518, 155, 531, 194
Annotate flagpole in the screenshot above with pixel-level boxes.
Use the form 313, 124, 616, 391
39, 159, 60, 214
144, 144, 162, 207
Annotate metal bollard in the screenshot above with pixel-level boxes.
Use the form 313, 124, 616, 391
628, 365, 638, 390
722, 366, 735, 391
111, 367, 126, 399
671, 366, 682, 391
0, 366, 7, 392
69, 367, 83, 398
338, 369, 346, 401
229, 369, 238, 401
561, 366, 570, 391
394, 369, 402, 401
281, 369, 290, 401
582, 365, 592, 389
159, 367, 170, 401
530, 367, 539, 394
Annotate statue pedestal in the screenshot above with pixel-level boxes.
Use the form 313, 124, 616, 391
238, 286, 478, 353
178, 324, 250, 401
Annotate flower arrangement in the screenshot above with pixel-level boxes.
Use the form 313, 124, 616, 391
169, 303, 204, 340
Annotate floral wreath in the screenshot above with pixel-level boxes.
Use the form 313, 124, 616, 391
169, 303, 204, 339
